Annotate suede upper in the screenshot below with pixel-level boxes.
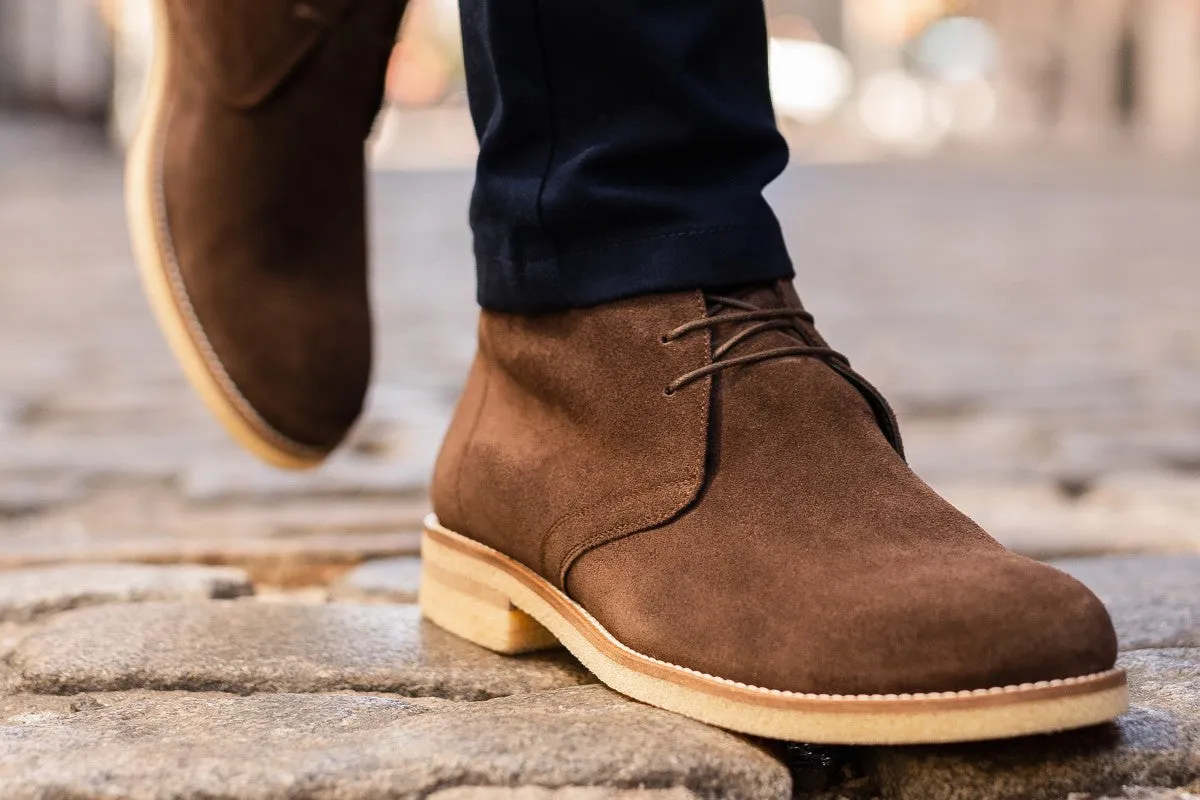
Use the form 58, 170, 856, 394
432, 281, 1119, 695
433, 289, 714, 581
154, 0, 406, 452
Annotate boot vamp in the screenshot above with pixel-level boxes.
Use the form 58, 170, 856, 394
567, 356, 1117, 695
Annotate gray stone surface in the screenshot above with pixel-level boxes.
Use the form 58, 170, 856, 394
3, 118, 1200, 800
0, 686, 791, 800
0, 622, 31, 661
0, 479, 426, 587
0, 528, 423, 588
9, 601, 595, 698
332, 556, 423, 603
428, 790, 701, 799
0, 693, 76, 724
1079, 789, 1200, 799
1068, 785, 1200, 800
0, 563, 252, 623
868, 649, 1200, 800
1055, 555, 1200, 650
3, 119, 1200, 560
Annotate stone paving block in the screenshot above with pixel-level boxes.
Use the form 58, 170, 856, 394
9, 601, 595, 698
0, 527, 422, 588
0, 471, 85, 515
0, 397, 19, 434
936, 482, 1200, 561
180, 452, 435, 503
0, 484, 427, 589
0, 563, 253, 623
1075, 789, 1200, 800
867, 649, 1200, 800
0, 686, 791, 800
0, 478, 427, 537
1080, 788, 1199, 799
332, 556, 423, 603
1056, 555, 1200, 650
0, 622, 31, 660
428, 789, 701, 799
0, 693, 75, 724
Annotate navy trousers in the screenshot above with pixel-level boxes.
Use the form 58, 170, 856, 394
460, 0, 795, 312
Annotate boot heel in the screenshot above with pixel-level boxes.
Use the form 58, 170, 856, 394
419, 530, 560, 655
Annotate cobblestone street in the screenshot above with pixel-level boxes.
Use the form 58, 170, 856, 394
1, 117, 1199, 798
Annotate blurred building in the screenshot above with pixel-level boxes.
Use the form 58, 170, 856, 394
971, 0, 1200, 150
1, 0, 1199, 155
0, 0, 111, 118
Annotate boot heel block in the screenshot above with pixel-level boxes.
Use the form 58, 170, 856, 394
419, 533, 560, 655
419, 516, 1127, 745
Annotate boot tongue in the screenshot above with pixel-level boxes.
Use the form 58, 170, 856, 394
704, 282, 808, 357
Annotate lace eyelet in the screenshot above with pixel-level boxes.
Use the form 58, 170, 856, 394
659, 334, 672, 345
663, 386, 676, 397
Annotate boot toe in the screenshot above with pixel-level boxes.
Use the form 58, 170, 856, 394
569, 533, 1117, 697
817, 554, 1120, 695
208, 286, 372, 453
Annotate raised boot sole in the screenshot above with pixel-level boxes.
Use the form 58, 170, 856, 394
420, 515, 1128, 745
124, 0, 328, 471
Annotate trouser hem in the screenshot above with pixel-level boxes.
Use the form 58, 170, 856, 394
476, 220, 795, 313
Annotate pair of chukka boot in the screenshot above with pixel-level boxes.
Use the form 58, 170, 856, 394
126, 0, 1125, 745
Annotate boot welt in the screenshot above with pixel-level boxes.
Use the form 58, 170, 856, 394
420, 515, 1127, 744
124, 0, 328, 471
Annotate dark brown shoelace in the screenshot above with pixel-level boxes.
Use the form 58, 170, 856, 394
661, 294, 850, 395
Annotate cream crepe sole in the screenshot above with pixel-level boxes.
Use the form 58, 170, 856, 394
124, 0, 326, 471
420, 516, 1127, 744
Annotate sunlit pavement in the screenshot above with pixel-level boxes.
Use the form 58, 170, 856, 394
1, 115, 1198, 799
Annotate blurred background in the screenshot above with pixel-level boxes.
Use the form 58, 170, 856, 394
0, 0, 1197, 586
7, 0, 1200, 157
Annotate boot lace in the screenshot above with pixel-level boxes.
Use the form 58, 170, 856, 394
661, 294, 849, 395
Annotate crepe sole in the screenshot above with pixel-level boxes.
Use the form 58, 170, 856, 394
124, 0, 327, 470
420, 515, 1127, 744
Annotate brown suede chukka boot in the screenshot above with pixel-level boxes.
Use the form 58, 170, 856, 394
126, 0, 406, 469
422, 281, 1126, 744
